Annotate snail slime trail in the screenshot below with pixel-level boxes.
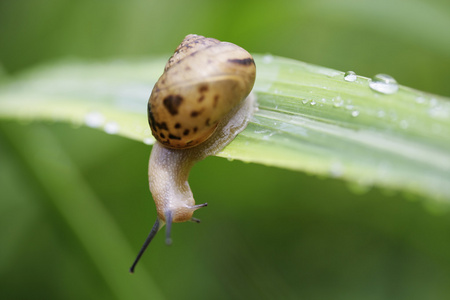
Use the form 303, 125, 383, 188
129, 34, 256, 273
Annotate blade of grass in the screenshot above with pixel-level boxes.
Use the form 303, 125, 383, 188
0, 55, 449, 202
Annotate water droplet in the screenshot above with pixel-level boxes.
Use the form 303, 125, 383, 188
399, 120, 409, 129
344, 71, 357, 82
429, 106, 448, 119
104, 121, 120, 134
302, 99, 309, 104
351, 110, 360, 117
333, 97, 344, 107
254, 129, 271, 135
345, 104, 354, 110
369, 74, 399, 94
143, 137, 153, 145
310, 100, 316, 106
262, 54, 274, 64
430, 98, 438, 107
415, 96, 426, 104
85, 111, 105, 128
389, 111, 398, 121
262, 131, 276, 141
377, 110, 386, 118
329, 162, 344, 178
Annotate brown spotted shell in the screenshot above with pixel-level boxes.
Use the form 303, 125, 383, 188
147, 34, 256, 149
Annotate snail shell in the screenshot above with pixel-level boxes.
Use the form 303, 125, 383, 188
148, 34, 256, 148
130, 34, 256, 273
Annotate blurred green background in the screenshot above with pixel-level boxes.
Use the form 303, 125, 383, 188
1, 0, 450, 299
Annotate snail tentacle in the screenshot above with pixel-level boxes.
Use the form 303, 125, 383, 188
129, 218, 162, 273
165, 211, 173, 245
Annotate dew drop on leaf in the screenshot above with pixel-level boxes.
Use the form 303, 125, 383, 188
369, 74, 399, 94
333, 97, 344, 107
104, 121, 120, 134
351, 110, 360, 117
262, 54, 274, 64
344, 71, 357, 82
377, 110, 386, 118
399, 120, 409, 129
329, 162, 344, 178
84, 111, 105, 128
143, 137, 153, 145
415, 96, 426, 104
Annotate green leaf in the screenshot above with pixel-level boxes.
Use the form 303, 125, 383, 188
1, 55, 449, 201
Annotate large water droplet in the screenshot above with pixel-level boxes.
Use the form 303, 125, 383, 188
369, 74, 399, 94
104, 121, 120, 134
310, 100, 316, 106
351, 110, 360, 117
344, 71, 357, 82
85, 111, 105, 128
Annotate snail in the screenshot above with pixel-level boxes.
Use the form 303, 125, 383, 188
129, 34, 256, 273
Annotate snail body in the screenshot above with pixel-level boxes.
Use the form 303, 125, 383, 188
130, 34, 256, 272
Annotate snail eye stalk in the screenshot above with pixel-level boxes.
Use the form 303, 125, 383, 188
165, 211, 173, 246
129, 218, 161, 274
